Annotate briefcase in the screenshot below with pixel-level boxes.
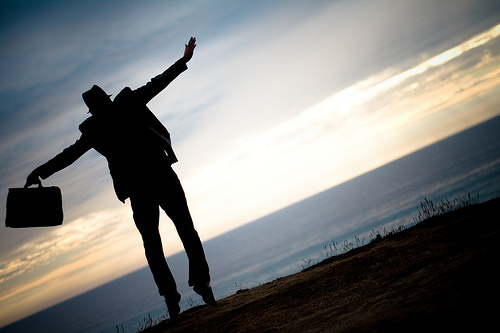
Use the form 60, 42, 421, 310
5, 183, 64, 228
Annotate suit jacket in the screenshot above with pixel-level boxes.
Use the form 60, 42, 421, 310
36, 59, 188, 202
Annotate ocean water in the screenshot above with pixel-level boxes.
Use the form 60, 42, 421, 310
2, 115, 500, 333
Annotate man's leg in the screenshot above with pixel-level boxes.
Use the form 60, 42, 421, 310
158, 168, 217, 306
130, 193, 181, 316
158, 169, 211, 286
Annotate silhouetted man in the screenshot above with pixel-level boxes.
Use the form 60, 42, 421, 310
25, 37, 217, 318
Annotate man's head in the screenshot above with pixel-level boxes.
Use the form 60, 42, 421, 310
82, 85, 112, 116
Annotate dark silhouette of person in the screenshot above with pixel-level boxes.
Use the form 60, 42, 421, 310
25, 37, 217, 318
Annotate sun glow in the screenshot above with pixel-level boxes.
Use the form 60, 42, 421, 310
183, 23, 500, 239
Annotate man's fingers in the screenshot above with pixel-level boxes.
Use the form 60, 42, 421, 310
189, 37, 196, 48
182, 37, 196, 62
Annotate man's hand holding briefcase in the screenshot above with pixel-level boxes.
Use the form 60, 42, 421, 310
5, 173, 63, 228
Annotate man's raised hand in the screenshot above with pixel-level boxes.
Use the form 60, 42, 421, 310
182, 37, 197, 63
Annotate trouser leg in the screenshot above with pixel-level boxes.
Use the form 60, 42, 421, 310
159, 169, 211, 287
130, 195, 178, 297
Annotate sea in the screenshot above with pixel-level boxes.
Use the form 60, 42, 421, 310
2, 115, 500, 333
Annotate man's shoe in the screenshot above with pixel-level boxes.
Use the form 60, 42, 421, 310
164, 292, 181, 319
193, 285, 218, 307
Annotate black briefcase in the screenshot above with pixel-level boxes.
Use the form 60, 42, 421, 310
5, 183, 64, 228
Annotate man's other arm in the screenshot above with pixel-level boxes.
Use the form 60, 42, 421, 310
25, 138, 92, 187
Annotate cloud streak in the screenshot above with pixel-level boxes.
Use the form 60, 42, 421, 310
181, 22, 500, 237
0, 206, 144, 324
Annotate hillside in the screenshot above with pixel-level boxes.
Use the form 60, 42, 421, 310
144, 198, 500, 332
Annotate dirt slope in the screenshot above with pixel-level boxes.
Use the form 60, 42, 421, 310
144, 198, 500, 332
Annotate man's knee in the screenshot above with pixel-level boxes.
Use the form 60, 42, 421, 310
139, 229, 161, 243
177, 226, 202, 245
132, 209, 159, 236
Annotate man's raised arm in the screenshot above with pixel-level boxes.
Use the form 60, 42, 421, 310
132, 37, 197, 105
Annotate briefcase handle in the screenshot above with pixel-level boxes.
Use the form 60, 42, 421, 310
24, 177, 43, 189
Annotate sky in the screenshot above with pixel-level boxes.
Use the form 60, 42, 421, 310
1, 0, 500, 327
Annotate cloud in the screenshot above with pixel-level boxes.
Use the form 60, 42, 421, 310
179, 22, 500, 239
0, 205, 147, 324
0, 208, 128, 283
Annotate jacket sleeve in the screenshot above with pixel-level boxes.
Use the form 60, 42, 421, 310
36, 137, 92, 179
133, 58, 188, 105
